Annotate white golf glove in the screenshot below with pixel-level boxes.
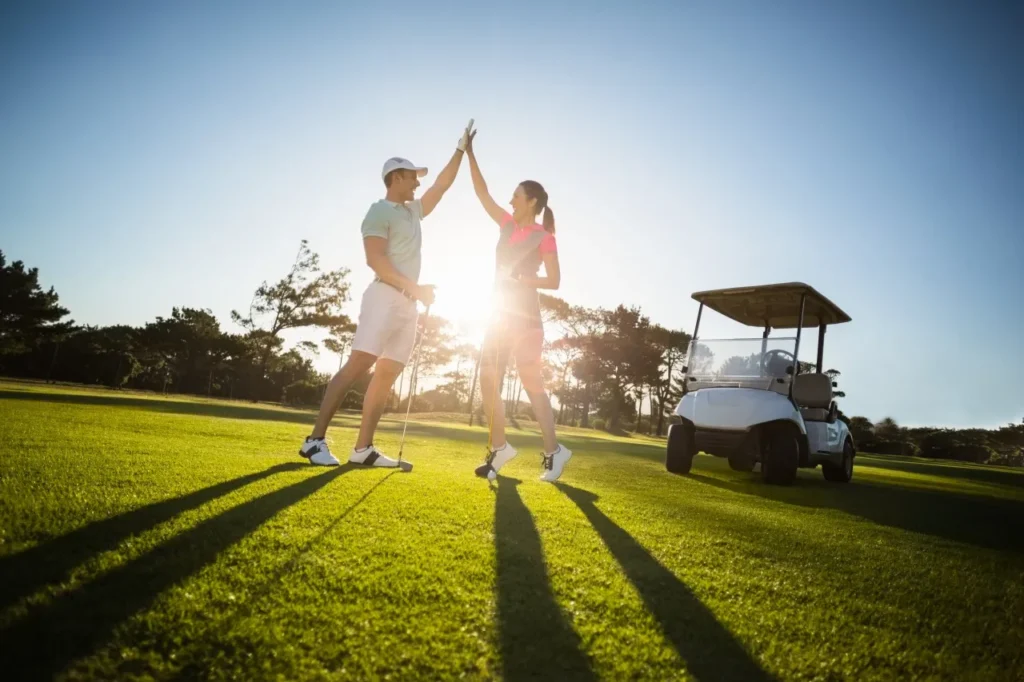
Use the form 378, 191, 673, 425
457, 118, 475, 152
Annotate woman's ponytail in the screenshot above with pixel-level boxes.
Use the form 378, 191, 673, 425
542, 205, 555, 234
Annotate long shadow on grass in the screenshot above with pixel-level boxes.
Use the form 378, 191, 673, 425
164, 471, 397, 680
558, 484, 775, 682
686, 472, 1024, 554
494, 478, 595, 681
858, 454, 1024, 489
0, 462, 305, 614
0, 465, 352, 682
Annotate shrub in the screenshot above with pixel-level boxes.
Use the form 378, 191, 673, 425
862, 440, 919, 457
283, 380, 321, 407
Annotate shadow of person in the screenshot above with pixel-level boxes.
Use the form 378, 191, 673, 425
0, 462, 306, 613
557, 484, 776, 682
494, 477, 595, 681
685, 470, 1024, 554
0, 465, 353, 682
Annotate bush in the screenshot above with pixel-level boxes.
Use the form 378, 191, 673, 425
989, 449, 1024, 467
283, 380, 321, 407
862, 440, 919, 457
591, 417, 606, 431
940, 444, 996, 464
919, 429, 997, 463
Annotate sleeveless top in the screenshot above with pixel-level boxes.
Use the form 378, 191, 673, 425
493, 214, 557, 326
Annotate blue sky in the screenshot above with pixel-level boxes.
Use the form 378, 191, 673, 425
1, 1, 1021, 428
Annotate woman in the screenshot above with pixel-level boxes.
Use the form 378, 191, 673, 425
465, 131, 571, 482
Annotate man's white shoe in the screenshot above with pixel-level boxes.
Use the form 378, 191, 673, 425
540, 445, 572, 482
475, 442, 518, 480
350, 444, 404, 468
299, 437, 340, 466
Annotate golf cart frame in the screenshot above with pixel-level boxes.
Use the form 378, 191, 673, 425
666, 282, 855, 485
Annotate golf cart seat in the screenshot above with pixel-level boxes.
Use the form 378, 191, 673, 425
793, 373, 833, 422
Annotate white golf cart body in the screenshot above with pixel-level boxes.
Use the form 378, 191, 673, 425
668, 282, 854, 484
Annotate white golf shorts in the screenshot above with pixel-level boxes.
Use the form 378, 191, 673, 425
350, 281, 419, 364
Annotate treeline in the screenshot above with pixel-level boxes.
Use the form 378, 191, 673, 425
846, 416, 1024, 467
0, 243, 351, 405
2, 244, 1021, 466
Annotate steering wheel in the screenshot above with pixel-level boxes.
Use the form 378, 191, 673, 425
761, 349, 795, 378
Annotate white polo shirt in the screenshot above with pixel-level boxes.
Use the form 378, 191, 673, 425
360, 198, 424, 284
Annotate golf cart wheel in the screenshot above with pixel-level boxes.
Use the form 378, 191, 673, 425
822, 440, 855, 483
761, 426, 799, 486
666, 422, 696, 475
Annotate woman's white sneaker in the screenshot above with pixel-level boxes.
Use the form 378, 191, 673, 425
539, 445, 572, 482
474, 442, 518, 480
299, 437, 340, 466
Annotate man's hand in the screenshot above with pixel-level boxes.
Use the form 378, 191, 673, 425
413, 284, 436, 306
457, 120, 475, 152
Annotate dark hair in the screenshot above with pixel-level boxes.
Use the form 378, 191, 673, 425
520, 180, 555, 233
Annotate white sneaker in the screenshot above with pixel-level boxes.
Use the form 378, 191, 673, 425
350, 444, 404, 468
299, 437, 340, 466
474, 442, 518, 480
539, 445, 572, 482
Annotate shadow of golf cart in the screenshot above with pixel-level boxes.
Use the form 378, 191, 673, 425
667, 282, 855, 485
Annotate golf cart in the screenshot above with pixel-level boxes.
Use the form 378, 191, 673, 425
666, 283, 855, 485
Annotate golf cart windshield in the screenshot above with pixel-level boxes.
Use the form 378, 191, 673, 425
686, 337, 797, 388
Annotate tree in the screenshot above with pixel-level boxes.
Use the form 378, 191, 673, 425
649, 325, 691, 436
140, 308, 225, 394
0, 250, 74, 357
847, 416, 875, 447
539, 293, 571, 329
825, 368, 846, 399
323, 322, 357, 371
231, 240, 351, 399
587, 305, 657, 432
874, 417, 902, 442
405, 314, 457, 406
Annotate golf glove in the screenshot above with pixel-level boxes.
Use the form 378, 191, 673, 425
457, 120, 474, 152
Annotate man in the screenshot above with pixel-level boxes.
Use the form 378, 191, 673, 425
300, 125, 472, 467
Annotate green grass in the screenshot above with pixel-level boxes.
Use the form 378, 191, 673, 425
1, 381, 1022, 681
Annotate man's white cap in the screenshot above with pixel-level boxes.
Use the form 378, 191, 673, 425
381, 157, 428, 181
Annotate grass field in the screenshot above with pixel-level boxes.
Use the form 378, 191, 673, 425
1, 381, 1023, 681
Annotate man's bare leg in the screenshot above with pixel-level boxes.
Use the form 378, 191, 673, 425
354, 358, 405, 450
310, 350, 377, 439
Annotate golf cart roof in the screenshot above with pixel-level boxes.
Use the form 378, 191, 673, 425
691, 282, 851, 328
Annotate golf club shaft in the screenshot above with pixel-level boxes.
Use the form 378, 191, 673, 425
398, 304, 429, 460
486, 315, 503, 452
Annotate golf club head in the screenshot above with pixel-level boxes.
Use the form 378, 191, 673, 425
399, 461, 413, 473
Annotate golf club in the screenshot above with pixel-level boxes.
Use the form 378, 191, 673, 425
396, 304, 430, 472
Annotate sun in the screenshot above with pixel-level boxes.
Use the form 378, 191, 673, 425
424, 232, 497, 346
431, 283, 493, 347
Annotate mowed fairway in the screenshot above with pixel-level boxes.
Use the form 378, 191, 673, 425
1, 382, 1023, 681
